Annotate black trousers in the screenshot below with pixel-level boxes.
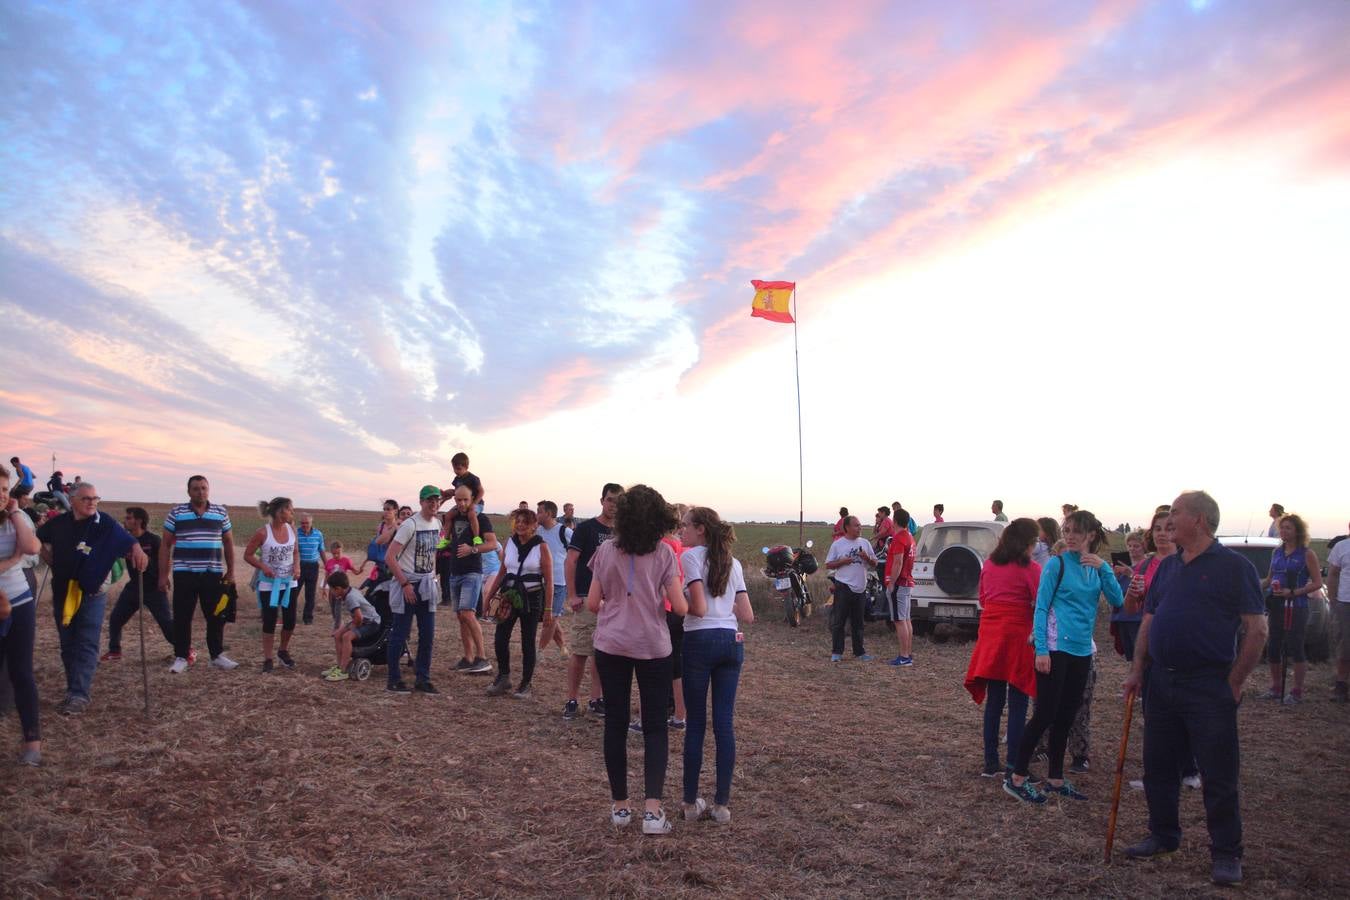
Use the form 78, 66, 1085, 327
108, 583, 174, 653
594, 649, 673, 803
1143, 666, 1244, 859
171, 571, 225, 660
1013, 651, 1091, 779
494, 603, 540, 687
830, 582, 866, 656
298, 561, 320, 623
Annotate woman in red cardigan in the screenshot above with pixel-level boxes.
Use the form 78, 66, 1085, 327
964, 518, 1042, 778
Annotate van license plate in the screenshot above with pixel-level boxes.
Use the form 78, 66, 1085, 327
935, 604, 976, 619
774, 577, 791, 590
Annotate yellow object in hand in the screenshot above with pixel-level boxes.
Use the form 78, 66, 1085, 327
62, 580, 84, 626
214, 592, 230, 616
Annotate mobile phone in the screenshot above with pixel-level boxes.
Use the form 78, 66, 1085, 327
1110, 551, 1132, 568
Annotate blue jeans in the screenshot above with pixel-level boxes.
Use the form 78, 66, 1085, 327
52, 589, 107, 701
1143, 665, 1243, 858
681, 628, 744, 806
386, 600, 434, 686
982, 679, 1028, 770
0, 598, 40, 741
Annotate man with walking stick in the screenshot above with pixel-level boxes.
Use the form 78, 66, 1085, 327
1119, 491, 1265, 886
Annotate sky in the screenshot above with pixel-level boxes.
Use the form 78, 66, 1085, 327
2, 0, 1348, 536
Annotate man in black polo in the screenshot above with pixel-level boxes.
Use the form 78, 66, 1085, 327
1121, 490, 1266, 887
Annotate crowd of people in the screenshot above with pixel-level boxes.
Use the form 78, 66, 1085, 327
0, 456, 755, 835
2, 457, 1347, 877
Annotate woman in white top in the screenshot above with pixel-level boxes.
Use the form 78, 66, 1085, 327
678, 506, 753, 825
483, 509, 552, 699
1, 465, 42, 765
244, 497, 299, 673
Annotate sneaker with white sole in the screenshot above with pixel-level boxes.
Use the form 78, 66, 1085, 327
642, 810, 672, 835
169, 657, 189, 674
1182, 774, 1202, 790
611, 807, 633, 827
210, 654, 239, 670
683, 798, 707, 821
710, 804, 731, 825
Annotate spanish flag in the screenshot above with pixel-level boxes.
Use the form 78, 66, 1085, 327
750, 280, 795, 324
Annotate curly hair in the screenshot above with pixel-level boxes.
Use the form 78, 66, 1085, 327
687, 506, 736, 596
613, 484, 677, 555
1279, 513, 1310, 548
990, 518, 1039, 566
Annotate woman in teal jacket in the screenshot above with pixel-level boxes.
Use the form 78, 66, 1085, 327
1004, 510, 1123, 803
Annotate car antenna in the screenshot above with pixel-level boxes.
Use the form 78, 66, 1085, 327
1245, 515, 1253, 537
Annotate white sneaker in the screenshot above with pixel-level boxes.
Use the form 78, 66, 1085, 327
610, 807, 633, 827
642, 810, 672, 835
1182, 774, 1202, 790
683, 798, 707, 822
210, 654, 239, 670
169, 657, 188, 674
711, 804, 732, 825
1128, 779, 1144, 791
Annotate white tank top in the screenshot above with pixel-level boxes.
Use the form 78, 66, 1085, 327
259, 522, 297, 586
0, 518, 32, 601
503, 536, 544, 583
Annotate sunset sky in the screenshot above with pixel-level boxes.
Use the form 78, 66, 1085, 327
2, 1, 1347, 535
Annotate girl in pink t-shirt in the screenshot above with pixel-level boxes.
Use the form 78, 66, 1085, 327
586, 485, 687, 835
322, 541, 366, 628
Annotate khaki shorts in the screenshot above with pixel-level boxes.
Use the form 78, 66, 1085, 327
570, 608, 597, 656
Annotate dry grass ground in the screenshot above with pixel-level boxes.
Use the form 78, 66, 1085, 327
2, 506, 1347, 897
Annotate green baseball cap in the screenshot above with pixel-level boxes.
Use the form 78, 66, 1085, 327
419, 484, 442, 501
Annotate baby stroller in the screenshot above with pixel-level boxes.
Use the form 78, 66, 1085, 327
346, 587, 407, 681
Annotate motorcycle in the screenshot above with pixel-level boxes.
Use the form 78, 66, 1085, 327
762, 540, 818, 627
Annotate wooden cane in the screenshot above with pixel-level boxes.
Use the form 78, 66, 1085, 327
1104, 690, 1137, 862
136, 568, 152, 717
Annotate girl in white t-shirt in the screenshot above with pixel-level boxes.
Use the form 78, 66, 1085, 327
677, 506, 753, 826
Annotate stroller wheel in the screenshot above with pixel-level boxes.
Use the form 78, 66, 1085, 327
352, 658, 373, 681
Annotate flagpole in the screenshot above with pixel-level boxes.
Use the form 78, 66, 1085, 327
792, 287, 804, 548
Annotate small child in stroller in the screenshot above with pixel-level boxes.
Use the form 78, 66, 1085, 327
323, 572, 383, 682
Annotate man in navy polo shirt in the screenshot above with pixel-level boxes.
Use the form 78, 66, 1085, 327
1121, 490, 1266, 887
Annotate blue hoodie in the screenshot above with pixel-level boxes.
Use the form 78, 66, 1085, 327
1033, 552, 1124, 657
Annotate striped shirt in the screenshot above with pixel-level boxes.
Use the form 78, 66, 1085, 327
296, 527, 325, 564
163, 502, 232, 574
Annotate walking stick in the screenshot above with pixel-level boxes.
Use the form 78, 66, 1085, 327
1103, 690, 1136, 862
136, 570, 151, 717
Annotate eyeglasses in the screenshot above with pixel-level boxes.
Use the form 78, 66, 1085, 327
77, 495, 101, 503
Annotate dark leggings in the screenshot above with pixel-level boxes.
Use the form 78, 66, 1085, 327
493, 603, 540, 688
594, 648, 673, 803
1013, 651, 1091, 780
0, 600, 40, 742
258, 581, 298, 635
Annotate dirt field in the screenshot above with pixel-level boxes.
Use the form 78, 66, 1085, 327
3, 508, 1348, 898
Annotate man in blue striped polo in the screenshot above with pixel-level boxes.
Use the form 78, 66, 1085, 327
159, 474, 239, 673
295, 513, 328, 625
